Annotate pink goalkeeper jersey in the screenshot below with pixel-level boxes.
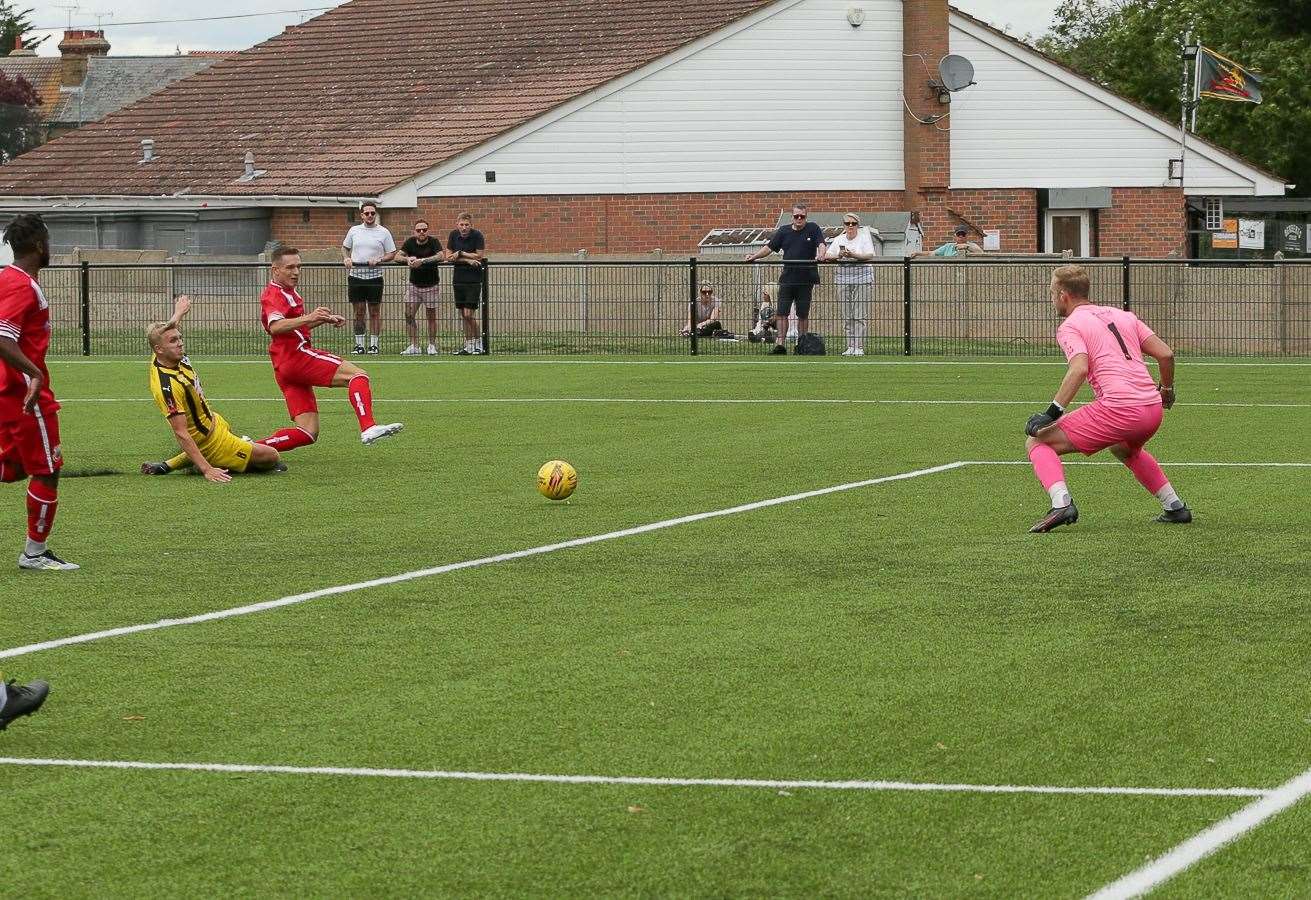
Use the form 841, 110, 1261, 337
1056, 304, 1161, 407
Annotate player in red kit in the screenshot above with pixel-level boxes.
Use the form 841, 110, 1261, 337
257, 246, 402, 451
0, 215, 78, 571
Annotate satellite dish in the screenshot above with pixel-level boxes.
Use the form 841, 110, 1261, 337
938, 55, 976, 92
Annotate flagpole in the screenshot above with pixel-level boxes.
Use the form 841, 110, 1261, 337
1179, 33, 1193, 192
1191, 39, 1202, 132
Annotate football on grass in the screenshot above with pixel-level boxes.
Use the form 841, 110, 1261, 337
537, 460, 578, 500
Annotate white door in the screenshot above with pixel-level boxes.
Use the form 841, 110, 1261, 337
1044, 209, 1090, 256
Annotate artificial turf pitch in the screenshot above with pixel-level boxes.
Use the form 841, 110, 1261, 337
1, 356, 1308, 897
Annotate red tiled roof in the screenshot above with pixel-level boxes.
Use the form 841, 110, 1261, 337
0, 57, 63, 114
0, 0, 776, 198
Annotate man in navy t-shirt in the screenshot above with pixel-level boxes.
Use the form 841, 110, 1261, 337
745, 203, 826, 355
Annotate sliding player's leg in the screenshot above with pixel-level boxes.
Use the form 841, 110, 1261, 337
329, 361, 403, 445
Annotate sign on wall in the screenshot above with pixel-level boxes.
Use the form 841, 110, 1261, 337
982, 229, 1000, 251
1212, 218, 1238, 249
1282, 222, 1306, 254
1238, 219, 1265, 250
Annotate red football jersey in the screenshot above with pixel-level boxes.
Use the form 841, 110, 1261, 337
260, 280, 313, 366
0, 264, 56, 406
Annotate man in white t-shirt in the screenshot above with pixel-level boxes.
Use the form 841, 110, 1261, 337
825, 214, 878, 356
341, 202, 397, 354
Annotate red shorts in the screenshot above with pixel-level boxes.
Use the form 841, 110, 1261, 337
0, 399, 63, 477
272, 346, 344, 419
1059, 401, 1162, 455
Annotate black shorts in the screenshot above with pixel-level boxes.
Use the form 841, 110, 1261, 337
775, 283, 814, 318
453, 282, 482, 309
348, 276, 384, 305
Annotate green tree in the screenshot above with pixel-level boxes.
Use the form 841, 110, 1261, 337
1038, 0, 1311, 196
0, 68, 41, 161
0, 0, 45, 56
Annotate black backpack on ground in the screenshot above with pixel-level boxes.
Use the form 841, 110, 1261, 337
795, 332, 826, 355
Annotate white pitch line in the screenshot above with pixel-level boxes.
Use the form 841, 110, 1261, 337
0, 757, 1270, 800
1088, 764, 1311, 899
52, 397, 1311, 409
0, 462, 966, 661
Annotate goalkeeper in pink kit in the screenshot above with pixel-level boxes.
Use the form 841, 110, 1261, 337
1025, 265, 1192, 533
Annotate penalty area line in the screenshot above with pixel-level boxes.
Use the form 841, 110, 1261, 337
0, 462, 967, 661
1088, 763, 1311, 900
0, 757, 1271, 800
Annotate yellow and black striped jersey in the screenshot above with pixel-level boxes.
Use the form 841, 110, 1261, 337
149, 356, 227, 444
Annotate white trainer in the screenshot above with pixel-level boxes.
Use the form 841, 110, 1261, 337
361, 422, 404, 445
426, 344, 439, 356
18, 549, 80, 571
400, 345, 421, 356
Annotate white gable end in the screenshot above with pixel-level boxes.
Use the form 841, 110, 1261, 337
413, 0, 904, 198
948, 16, 1284, 196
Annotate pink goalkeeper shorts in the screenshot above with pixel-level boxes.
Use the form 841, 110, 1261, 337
1059, 401, 1163, 455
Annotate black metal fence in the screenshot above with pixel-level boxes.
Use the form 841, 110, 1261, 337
37, 258, 1311, 358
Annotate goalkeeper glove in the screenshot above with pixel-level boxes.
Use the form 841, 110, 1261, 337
1025, 402, 1064, 437
1159, 385, 1176, 409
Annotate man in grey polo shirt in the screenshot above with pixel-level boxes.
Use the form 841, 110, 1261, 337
342, 201, 397, 355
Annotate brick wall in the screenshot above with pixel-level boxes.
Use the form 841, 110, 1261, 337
902, 0, 951, 209
268, 189, 1181, 258
1096, 187, 1186, 257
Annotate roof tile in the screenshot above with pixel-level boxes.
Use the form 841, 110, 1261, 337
0, 0, 775, 197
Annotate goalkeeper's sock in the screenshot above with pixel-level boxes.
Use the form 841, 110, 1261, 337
1155, 485, 1184, 511
1028, 443, 1070, 507
164, 452, 189, 472
1122, 447, 1169, 496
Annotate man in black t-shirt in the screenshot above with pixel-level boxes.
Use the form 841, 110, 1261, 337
745, 203, 826, 355
396, 220, 443, 355
447, 212, 486, 355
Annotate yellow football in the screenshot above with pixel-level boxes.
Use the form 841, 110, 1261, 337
536, 460, 578, 501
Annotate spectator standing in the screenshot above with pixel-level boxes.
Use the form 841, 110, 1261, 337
744, 203, 826, 355
825, 214, 878, 356
913, 224, 983, 258
342, 202, 397, 355
446, 213, 486, 355
397, 220, 443, 356
903, 210, 925, 257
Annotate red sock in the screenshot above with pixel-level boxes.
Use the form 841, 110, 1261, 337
258, 427, 316, 452
1122, 448, 1168, 494
26, 479, 58, 543
1027, 442, 1065, 491
348, 374, 376, 431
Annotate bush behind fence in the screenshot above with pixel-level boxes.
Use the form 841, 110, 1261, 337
37, 259, 1311, 358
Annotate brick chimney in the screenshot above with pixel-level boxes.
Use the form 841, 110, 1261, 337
10, 36, 37, 58
57, 29, 111, 88
902, 1, 951, 211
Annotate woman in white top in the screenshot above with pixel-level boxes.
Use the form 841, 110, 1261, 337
825, 214, 878, 355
